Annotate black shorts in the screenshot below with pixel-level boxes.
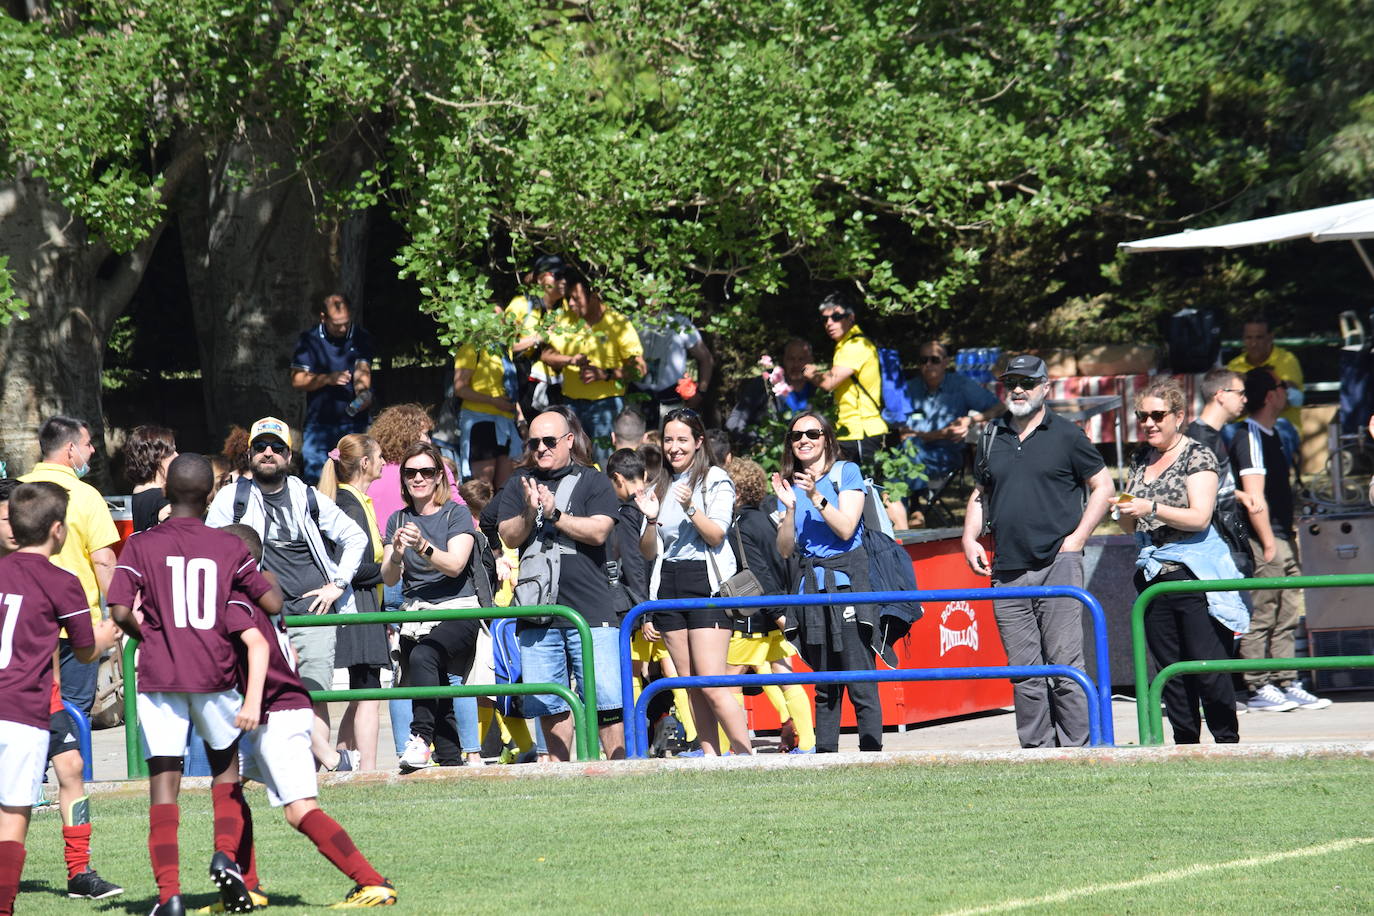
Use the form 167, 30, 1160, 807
467, 420, 504, 462
838, 436, 885, 479
653, 560, 733, 632
48, 708, 80, 760
347, 664, 382, 690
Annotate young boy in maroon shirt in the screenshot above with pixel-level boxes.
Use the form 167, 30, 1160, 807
0, 482, 120, 915
218, 524, 395, 909
109, 455, 281, 916
0, 478, 123, 902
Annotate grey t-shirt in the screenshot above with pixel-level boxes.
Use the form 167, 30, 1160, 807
384, 501, 477, 602
261, 487, 324, 601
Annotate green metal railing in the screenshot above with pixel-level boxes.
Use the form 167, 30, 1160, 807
1132, 573, 1374, 745
122, 604, 599, 777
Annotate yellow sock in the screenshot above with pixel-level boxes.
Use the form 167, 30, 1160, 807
504, 715, 534, 753
783, 685, 815, 750
673, 688, 698, 742
762, 684, 788, 720
494, 710, 513, 746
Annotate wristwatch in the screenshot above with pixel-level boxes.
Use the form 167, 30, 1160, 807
817, 496, 829, 511
549, 508, 563, 524
685, 505, 698, 518
330, 577, 347, 590
422, 543, 435, 558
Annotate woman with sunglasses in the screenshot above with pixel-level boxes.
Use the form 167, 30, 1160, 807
770, 410, 883, 752
381, 442, 481, 770
635, 407, 752, 756
1117, 378, 1245, 744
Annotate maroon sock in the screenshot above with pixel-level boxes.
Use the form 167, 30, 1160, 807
233, 788, 258, 890
295, 809, 383, 887
211, 784, 245, 859
0, 840, 25, 916
62, 823, 92, 878
148, 803, 180, 902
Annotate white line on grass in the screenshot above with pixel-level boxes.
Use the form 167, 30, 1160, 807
938, 836, 1374, 915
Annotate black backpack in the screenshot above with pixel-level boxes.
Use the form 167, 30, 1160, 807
1164, 308, 1221, 373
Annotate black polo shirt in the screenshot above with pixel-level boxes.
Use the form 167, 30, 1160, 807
495, 463, 620, 628
975, 410, 1104, 572
1230, 419, 1294, 539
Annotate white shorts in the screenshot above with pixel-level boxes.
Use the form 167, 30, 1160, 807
239, 707, 317, 807
138, 689, 244, 757
0, 721, 48, 807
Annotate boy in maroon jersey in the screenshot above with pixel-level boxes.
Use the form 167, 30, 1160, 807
0, 478, 124, 902
109, 455, 281, 916
0, 482, 120, 915
215, 524, 395, 909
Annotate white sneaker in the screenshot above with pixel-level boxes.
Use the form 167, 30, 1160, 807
464, 752, 487, 767
1282, 681, 1332, 710
399, 734, 434, 770
1247, 684, 1298, 712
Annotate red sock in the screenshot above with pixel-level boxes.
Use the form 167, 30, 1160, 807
62, 823, 91, 878
211, 784, 245, 859
0, 840, 25, 916
148, 803, 180, 903
296, 809, 383, 887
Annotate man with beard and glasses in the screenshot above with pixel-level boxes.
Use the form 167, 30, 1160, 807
961, 355, 1114, 748
207, 417, 368, 772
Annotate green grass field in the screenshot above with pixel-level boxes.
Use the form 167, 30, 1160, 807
17, 757, 1374, 914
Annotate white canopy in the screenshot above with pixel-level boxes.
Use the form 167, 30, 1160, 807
1118, 198, 1374, 251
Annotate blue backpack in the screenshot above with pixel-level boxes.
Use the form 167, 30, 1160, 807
491, 617, 523, 717
850, 335, 912, 426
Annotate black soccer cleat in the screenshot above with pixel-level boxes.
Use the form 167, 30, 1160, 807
150, 895, 187, 916
67, 867, 124, 899
208, 851, 254, 914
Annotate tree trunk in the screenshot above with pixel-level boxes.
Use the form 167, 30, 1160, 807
180, 125, 373, 446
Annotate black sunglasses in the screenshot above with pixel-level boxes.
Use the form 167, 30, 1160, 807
789, 429, 823, 442
820, 311, 847, 323
402, 466, 439, 480
251, 440, 289, 455
1135, 410, 1173, 424
1002, 375, 1043, 391
917, 355, 945, 365
526, 434, 566, 451
663, 407, 700, 424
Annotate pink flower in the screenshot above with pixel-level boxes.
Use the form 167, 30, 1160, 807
675, 376, 698, 400
759, 354, 774, 369
767, 366, 792, 398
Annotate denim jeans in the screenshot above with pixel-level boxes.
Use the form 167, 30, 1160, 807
302, 417, 365, 485
517, 625, 622, 718
566, 397, 622, 467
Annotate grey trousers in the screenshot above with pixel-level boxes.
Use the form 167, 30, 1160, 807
991, 551, 1089, 748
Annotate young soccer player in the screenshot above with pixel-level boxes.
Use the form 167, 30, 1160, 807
0, 482, 120, 915
109, 455, 281, 916
217, 524, 396, 909
0, 477, 124, 900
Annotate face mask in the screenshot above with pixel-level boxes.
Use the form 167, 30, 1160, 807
73, 461, 90, 479
1285, 385, 1304, 408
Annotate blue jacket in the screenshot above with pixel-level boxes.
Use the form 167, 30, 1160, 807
1136, 526, 1250, 633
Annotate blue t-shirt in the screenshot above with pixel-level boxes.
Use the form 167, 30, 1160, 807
902, 372, 999, 477
793, 460, 866, 589
780, 383, 817, 415
291, 322, 376, 426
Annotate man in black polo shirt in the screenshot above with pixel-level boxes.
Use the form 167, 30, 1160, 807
961, 355, 1114, 748
1232, 368, 1330, 711
496, 408, 624, 761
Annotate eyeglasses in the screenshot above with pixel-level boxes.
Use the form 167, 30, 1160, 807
1002, 376, 1043, 391
820, 311, 847, 323
526, 434, 568, 452
789, 429, 823, 442
402, 466, 439, 480
1134, 410, 1174, 424
251, 440, 289, 455
1219, 388, 1244, 395
917, 355, 945, 365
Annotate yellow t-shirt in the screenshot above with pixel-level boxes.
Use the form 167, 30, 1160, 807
18, 462, 120, 622
454, 343, 516, 418
832, 324, 888, 439
1227, 345, 1304, 426
547, 307, 644, 400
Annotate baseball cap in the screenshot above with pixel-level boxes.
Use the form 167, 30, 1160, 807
249, 417, 291, 447
1000, 354, 1048, 380
531, 254, 566, 276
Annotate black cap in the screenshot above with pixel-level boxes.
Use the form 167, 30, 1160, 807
531, 254, 566, 276
1000, 354, 1048, 379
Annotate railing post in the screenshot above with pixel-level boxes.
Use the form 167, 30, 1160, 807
121, 637, 147, 779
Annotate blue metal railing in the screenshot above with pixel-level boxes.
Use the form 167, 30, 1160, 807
61, 700, 93, 781
619, 586, 1114, 757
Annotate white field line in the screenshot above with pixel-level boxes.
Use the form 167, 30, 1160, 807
938, 836, 1374, 915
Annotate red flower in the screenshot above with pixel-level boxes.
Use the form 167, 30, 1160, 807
675, 376, 698, 400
